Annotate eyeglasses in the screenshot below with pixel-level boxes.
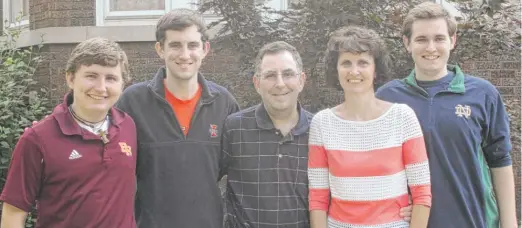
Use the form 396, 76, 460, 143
259, 71, 300, 82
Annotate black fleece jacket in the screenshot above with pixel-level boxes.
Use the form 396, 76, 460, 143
116, 67, 239, 228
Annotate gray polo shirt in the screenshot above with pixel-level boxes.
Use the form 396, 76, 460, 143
220, 103, 313, 228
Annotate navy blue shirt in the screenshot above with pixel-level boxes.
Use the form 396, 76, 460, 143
376, 65, 512, 228
416, 72, 453, 97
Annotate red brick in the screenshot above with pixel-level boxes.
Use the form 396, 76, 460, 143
498, 86, 515, 95
501, 61, 520, 69
459, 62, 475, 71
475, 62, 501, 70
502, 78, 521, 87
467, 70, 490, 78
491, 70, 518, 78
30, 0, 95, 29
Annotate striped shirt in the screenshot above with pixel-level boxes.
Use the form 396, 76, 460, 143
308, 103, 431, 228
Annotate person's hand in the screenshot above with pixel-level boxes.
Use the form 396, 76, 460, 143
399, 205, 412, 221
24, 115, 49, 131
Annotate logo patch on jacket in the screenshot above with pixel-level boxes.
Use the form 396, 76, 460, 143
119, 142, 132, 156
455, 104, 471, 118
209, 124, 218, 138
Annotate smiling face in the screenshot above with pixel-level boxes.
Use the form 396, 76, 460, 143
336, 51, 376, 94
404, 18, 456, 79
67, 64, 124, 119
155, 25, 209, 81
254, 51, 305, 114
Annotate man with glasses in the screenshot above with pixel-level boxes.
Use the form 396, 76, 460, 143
220, 41, 312, 228
219, 41, 413, 228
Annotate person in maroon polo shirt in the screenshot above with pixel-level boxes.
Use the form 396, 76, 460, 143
0, 37, 137, 228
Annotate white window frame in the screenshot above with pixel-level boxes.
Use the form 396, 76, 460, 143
2, 0, 30, 30
264, 0, 289, 12
96, 0, 288, 26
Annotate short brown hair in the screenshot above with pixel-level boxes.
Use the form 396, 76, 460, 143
324, 26, 390, 90
403, 1, 457, 39
65, 37, 130, 83
156, 8, 209, 45
254, 41, 303, 75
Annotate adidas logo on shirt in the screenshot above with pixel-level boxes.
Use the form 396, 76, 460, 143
69, 150, 82, 160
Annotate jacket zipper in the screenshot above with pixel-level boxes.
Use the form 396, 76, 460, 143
149, 86, 213, 140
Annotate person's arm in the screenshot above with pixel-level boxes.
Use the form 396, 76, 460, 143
218, 117, 233, 181
227, 92, 240, 116
0, 128, 44, 227
482, 91, 516, 228
401, 106, 431, 228
1, 203, 28, 228
310, 210, 328, 228
308, 114, 330, 228
491, 166, 517, 228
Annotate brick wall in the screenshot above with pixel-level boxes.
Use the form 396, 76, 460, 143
460, 54, 522, 98
30, 0, 95, 30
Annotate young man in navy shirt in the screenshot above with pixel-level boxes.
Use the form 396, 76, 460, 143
376, 2, 517, 228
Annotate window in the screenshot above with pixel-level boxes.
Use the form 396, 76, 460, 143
96, 0, 288, 26
263, 0, 289, 11
3, 0, 29, 28
110, 0, 165, 11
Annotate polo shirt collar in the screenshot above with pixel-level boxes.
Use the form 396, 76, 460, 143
148, 66, 217, 104
54, 92, 126, 136
404, 64, 466, 93
254, 102, 310, 135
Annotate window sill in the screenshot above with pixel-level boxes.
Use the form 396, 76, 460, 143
4, 23, 223, 48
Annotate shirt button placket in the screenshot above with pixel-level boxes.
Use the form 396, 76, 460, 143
276, 130, 283, 158
102, 145, 112, 163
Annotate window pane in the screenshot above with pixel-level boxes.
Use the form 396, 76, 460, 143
110, 0, 165, 11
10, 0, 29, 22
23, 0, 29, 16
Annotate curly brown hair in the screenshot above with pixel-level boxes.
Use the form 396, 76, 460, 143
65, 37, 130, 83
324, 26, 390, 90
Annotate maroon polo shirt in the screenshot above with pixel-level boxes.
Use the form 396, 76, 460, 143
0, 97, 137, 228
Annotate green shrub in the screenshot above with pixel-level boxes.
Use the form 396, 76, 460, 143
0, 25, 50, 226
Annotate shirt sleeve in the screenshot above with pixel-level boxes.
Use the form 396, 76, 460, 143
307, 113, 330, 211
219, 117, 233, 181
227, 92, 240, 116
401, 105, 432, 207
0, 128, 44, 212
482, 91, 512, 168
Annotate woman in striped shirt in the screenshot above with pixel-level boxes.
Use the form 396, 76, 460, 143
308, 26, 431, 228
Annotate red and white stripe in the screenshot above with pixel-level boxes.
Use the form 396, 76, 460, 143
308, 104, 431, 227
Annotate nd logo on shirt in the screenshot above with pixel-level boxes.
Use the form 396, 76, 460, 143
455, 104, 471, 119
119, 142, 132, 156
